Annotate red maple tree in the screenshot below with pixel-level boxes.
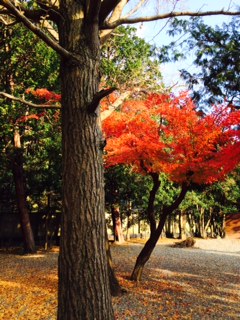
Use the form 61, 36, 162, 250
104, 92, 240, 184
103, 92, 240, 281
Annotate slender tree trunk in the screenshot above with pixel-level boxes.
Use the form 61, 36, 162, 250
147, 173, 160, 234
12, 129, 36, 253
179, 210, 187, 240
165, 215, 174, 238
187, 212, 194, 237
105, 228, 122, 296
199, 207, 206, 238
130, 210, 169, 281
131, 184, 188, 281
112, 206, 124, 243
126, 214, 130, 240
203, 208, 212, 239
3, 28, 35, 254
57, 3, 114, 319
111, 205, 117, 241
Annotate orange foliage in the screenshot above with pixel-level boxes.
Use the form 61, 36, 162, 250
103, 92, 240, 185
100, 91, 119, 111
25, 88, 61, 103
16, 112, 46, 123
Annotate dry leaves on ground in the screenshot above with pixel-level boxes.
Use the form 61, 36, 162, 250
112, 239, 240, 320
0, 239, 239, 319
0, 249, 58, 320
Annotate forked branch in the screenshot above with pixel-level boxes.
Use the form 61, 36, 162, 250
0, 0, 73, 59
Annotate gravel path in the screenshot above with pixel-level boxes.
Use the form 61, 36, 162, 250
111, 238, 240, 320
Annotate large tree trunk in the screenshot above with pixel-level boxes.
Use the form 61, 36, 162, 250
12, 129, 36, 253
57, 3, 114, 319
131, 184, 188, 281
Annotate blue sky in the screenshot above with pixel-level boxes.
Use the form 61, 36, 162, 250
133, 0, 239, 89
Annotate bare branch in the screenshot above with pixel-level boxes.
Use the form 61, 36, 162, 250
0, 91, 61, 109
99, 0, 121, 25
122, 0, 146, 19
36, 0, 60, 17
103, 9, 240, 29
41, 19, 59, 40
0, 0, 73, 60
100, 0, 128, 43
101, 90, 130, 121
0, 14, 16, 25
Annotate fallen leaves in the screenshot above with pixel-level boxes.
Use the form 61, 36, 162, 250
0, 239, 240, 319
111, 239, 240, 319
0, 250, 58, 320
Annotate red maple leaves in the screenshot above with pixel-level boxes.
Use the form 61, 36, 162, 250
16, 112, 46, 123
25, 88, 61, 103
16, 88, 61, 123
103, 92, 240, 185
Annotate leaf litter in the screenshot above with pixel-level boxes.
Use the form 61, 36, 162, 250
0, 239, 239, 319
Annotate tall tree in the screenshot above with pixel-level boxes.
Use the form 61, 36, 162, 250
0, 1, 240, 318
0, 24, 59, 252
103, 92, 240, 281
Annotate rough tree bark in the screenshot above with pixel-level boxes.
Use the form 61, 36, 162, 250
131, 184, 188, 281
12, 129, 36, 253
57, 3, 114, 319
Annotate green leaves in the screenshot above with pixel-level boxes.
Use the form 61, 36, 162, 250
101, 26, 162, 90
160, 17, 240, 108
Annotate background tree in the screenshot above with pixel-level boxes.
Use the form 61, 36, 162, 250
0, 23, 59, 252
1, 1, 240, 318
159, 16, 240, 108
103, 92, 240, 281
101, 26, 162, 91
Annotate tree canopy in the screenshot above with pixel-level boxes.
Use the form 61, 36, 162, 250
103, 92, 240, 185
159, 16, 240, 108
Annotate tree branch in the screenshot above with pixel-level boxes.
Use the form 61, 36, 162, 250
41, 19, 59, 40
102, 10, 240, 29
166, 183, 189, 214
0, 14, 17, 25
100, 90, 130, 121
88, 87, 117, 114
85, 0, 101, 21
122, 0, 146, 19
0, 0, 73, 60
100, 0, 128, 43
0, 92, 61, 109
99, 0, 121, 25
